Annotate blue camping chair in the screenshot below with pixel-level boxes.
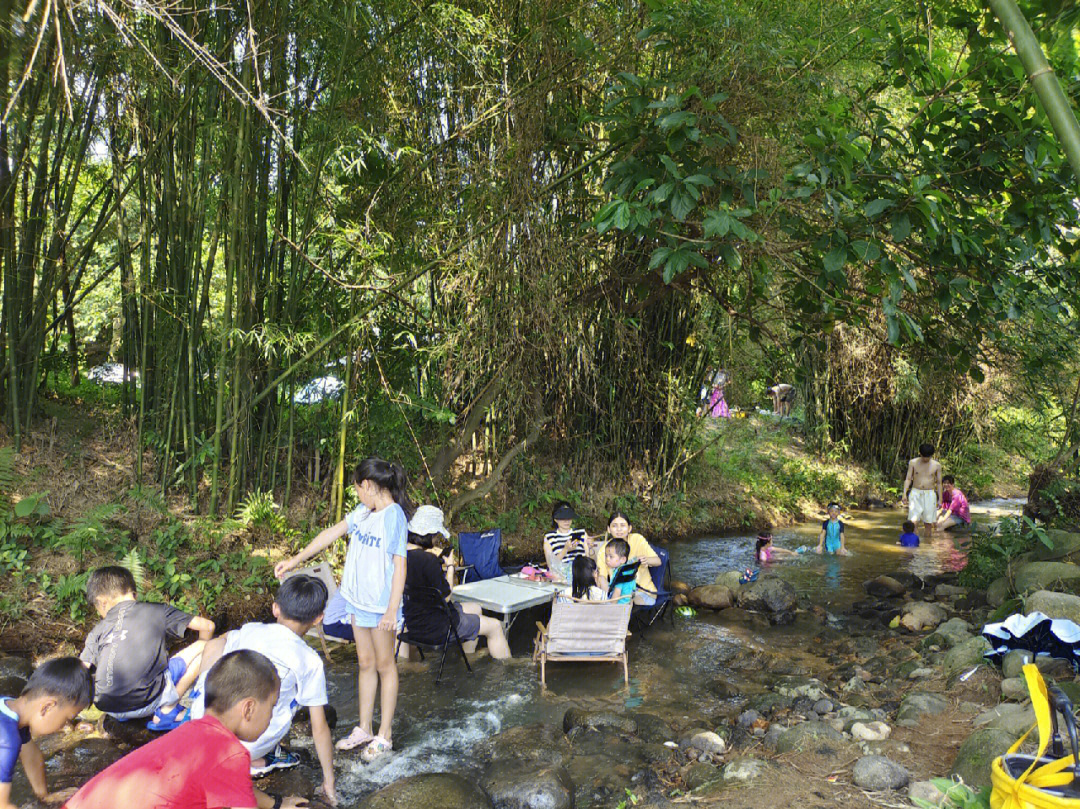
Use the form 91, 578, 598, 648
632, 546, 674, 630
458, 529, 507, 583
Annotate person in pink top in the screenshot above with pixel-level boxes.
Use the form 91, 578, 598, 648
936, 475, 970, 532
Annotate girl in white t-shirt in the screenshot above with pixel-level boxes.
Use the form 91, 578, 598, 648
276, 457, 412, 764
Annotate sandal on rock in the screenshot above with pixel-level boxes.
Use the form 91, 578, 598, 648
146, 704, 187, 732
335, 726, 375, 751
361, 736, 392, 763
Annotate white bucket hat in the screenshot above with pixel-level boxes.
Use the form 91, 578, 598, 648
408, 504, 451, 538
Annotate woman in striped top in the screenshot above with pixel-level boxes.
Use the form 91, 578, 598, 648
543, 501, 594, 582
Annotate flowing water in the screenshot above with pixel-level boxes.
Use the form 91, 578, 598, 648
322, 499, 1024, 800
15, 499, 1025, 805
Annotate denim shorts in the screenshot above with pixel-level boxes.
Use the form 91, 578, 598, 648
107, 657, 185, 720
344, 601, 403, 631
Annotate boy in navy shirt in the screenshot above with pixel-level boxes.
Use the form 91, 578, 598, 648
1, 657, 93, 808
898, 520, 920, 547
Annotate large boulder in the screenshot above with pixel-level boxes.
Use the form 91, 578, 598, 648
481, 762, 574, 809
739, 578, 798, 614
1032, 530, 1080, 562
358, 773, 493, 809
852, 756, 910, 791
1013, 562, 1080, 595
974, 703, 1035, 738
775, 721, 845, 754
1026, 590, 1080, 624
688, 585, 734, 610
942, 636, 992, 679
950, 729, 1015, 790
479, 723, 573, 769
0, 655, 33, 680
900, 601, 947, 631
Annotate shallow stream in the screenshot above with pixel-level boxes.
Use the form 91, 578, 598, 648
15, 499, 1023, 806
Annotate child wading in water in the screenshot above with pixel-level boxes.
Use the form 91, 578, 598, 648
755, 533, 797, 564
276, 457, 412, 764
815, 503, 851, 555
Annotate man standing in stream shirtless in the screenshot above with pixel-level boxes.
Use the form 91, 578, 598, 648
902, 443, 943, 539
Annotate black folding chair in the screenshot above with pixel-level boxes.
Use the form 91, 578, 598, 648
396, 585, 474, 684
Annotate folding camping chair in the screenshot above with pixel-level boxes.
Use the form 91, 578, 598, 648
395, 585, 474, 684
533, 601, 632, 686
458, 529, 507, 583
606, 560, 641, 603
632, 546, 674, 630
283, 562, 347, 660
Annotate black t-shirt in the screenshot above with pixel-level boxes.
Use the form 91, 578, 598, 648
80, 600, 193, 713
403, 548, 453, 644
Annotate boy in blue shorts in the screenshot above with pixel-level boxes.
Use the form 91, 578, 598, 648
80, 566, 215, 731
815, 503, 851, 555
1, 657, 93, 808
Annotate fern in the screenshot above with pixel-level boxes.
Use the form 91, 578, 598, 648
120, 549, 146, 594
235, 490, 284, 531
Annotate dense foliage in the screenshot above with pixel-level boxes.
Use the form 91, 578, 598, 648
0, 0, 1077, 518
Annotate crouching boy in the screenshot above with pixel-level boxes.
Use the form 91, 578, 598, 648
80, 566, 215, 731
190, 574, 336, 805
1, 657, 93, 808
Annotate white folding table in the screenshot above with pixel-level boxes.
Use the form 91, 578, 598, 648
451, 575, 569, 632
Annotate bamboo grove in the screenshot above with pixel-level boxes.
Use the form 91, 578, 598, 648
1, 0, 1079, 516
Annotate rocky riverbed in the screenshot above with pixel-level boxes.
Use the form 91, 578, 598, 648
14, 509, 1080, 809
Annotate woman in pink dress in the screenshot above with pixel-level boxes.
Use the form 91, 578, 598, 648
704, 370, 730, 418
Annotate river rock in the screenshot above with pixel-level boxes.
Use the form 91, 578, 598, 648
358, 772, 494, 809
1014, 562, 1080, 594
0, 655, 33, 680
1035, 655, 1076, 680
932, 617, 975, 649
684, 761, 722, 791
951, 728, 1015, 789
987, 577, 1012, 608
713, 571, 744, 591
723, 757, 769, 782
736, 710, 760, 729
747, 692, 793, 715
813, 699, 834, 715
897, 692, 948, 724
563, 708, 636, 736
775, 721, 845, 754
479, 723, 573, 768
851, 721, 891, 742
738, 578, 797, 614
688, 585, 734, 610
688, 731, 727, 755
774, 676, 830, 702
1002, 650, 1033, 679
762, 723, 786, 750
1001, 678, 1028, 701
943, 636, 992, 679
975, 703, 1035, 738
910, 781, 946, 806
481, 762, 574, 809
1033, 529, 1080, 562
852, 755, 910, 791
864, 576, 906, 598
0, 676, 27, 697
936, 584, 969, 598
1027, 590, 1080, 624
671, 579, 692, 594
901, 601, 947, 631
631, 712, 675, 744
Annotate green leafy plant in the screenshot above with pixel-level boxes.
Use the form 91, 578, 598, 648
120, 549, 147, 594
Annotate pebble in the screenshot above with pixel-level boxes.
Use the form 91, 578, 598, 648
688, 731, 727, 756
908, 667, 935, 679
851, 721, 891, 742
813, 699, 834, 715
736, 709, 760, 729
1000, 678, 1028, 701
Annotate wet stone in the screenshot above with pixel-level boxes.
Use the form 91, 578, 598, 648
683, 761, 722, 793
358, 772, 494, 809
478, 723, 572, 768
481, 761, 575, 809
774, 721, 845, 754
736, 710, 760, 729
0, 675, 27, 697
0, 655, 33, 680
563, 708, 636, 736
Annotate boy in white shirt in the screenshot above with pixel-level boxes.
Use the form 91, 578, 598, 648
190, 574, 336, 806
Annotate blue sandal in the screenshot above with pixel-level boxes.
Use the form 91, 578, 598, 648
146, 703, 187, 732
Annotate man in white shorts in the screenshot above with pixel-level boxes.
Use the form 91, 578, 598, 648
902, 443, 942, 540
